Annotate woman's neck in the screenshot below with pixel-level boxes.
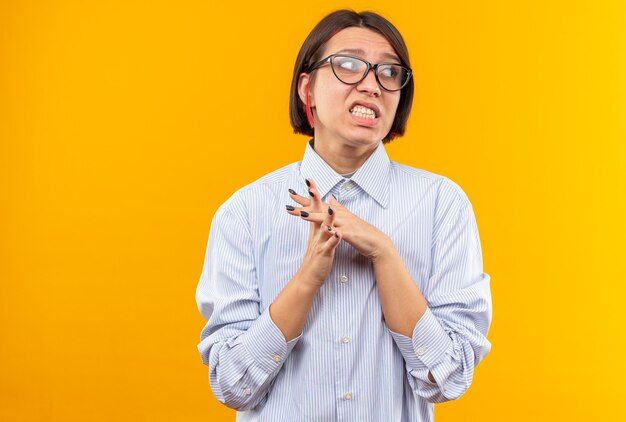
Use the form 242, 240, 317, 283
312, 138, 379, 175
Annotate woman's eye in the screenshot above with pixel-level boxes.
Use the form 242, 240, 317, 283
338, 59, 359, 71
379, 66, 398, 78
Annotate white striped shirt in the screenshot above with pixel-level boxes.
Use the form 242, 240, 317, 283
196, 141, 492, 421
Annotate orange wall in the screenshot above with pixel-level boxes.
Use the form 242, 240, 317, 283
1, 1, 625, 421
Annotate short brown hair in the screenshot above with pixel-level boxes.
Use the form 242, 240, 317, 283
289, 10, 414, 144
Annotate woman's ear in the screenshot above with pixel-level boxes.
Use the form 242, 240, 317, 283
297, 73, 314, 107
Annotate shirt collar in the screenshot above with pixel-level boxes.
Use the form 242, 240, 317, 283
299, 140, 391, 208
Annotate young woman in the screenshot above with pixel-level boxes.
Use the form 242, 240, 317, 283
196, 10, 492, 421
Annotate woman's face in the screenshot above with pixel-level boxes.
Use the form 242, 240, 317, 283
299, 27, 402, 150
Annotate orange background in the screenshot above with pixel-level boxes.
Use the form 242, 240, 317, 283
1, 1, 625, 421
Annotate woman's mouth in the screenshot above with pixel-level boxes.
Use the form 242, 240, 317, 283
350, 105, 377, 120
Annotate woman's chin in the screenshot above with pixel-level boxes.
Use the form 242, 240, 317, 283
342, 128, 385, 147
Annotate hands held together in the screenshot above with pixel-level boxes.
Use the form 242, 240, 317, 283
286, 178, 393, 288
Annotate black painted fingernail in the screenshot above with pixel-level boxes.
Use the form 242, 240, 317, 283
309, 190, 314, 197
286, 205, 295, 211
327, 225, 332, 231
300, 211, 309, 218
335, 232, 339, 238
328, 207, 333, 215
305, 178, 311, 187
288, 189, 297, 195
332, 194, 337, 200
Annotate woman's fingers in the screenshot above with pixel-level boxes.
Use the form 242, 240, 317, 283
287, 179, 336, 217
288, 204, 342, 226
316, 205, 336, 241
287, 177, 322, 208
286, 185, 311, 219
284, 205, 325, 221
287, 181, 346, 232
324, 205, 336, 233
321, 228, 341, 255
305, 178, 324, 211
297, 211, 326, 223
288, 189, 311, 207
328, 194, 345, 210
285, 205, 304, 217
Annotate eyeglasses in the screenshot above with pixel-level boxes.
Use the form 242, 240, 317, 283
308, 54, 412, 92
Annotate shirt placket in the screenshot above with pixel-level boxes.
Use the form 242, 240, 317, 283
331, 181, 361, 421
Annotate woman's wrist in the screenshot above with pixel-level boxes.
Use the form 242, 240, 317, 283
294, 264, 327, 291
369, 233, 397, 264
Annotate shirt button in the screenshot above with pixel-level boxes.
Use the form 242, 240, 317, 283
343, 392, 352, 401
273, 354, 282, 363
416, 346, 425, 356
340, 275, 349, 283
341, 336, 350, 344
243, 388, 251, 396
343, 183, 353, 191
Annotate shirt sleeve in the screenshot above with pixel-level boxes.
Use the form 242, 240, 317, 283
195, 204, 301, 411
389, 201, 492, 403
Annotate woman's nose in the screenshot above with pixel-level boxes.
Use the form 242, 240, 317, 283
356, 69, 381, 97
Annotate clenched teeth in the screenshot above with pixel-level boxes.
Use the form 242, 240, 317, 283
350, 105, 376, 119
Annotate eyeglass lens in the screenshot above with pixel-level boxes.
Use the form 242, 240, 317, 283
331, 55, 409, 91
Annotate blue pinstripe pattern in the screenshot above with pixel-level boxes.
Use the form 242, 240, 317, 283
196, 141, 492, 421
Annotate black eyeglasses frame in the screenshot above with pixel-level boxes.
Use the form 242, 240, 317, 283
307, 53, 412, 92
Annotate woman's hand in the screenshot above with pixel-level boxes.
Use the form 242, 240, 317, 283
288, 178, 342, 289
287, 178, 393, 262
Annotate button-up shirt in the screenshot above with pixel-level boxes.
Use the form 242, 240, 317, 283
196, 141, 492, 421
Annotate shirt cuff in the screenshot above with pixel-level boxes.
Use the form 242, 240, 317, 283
389, 307, 453, 370
238, 307, 301, 375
